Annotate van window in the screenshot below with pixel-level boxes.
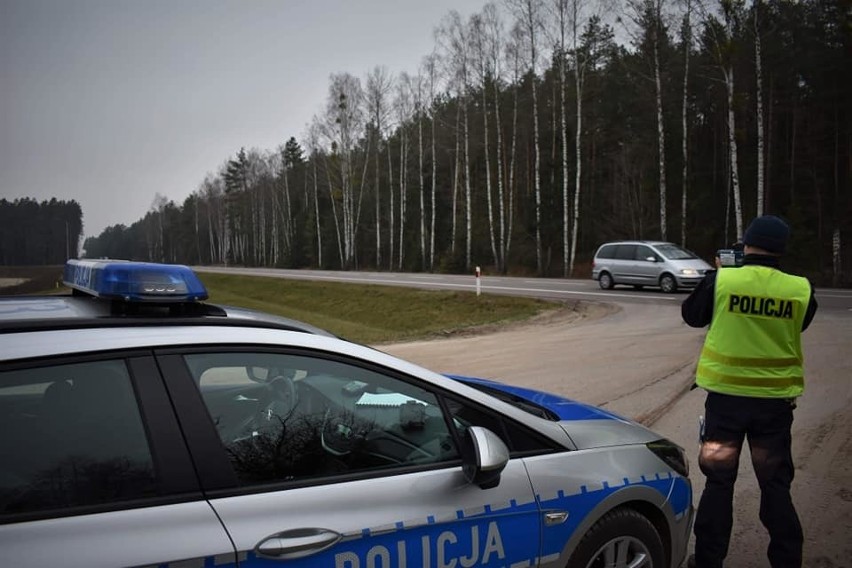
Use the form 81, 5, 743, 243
596, 244, 617, 259
614, 245, 637, 260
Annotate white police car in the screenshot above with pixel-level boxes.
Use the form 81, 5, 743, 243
0, 260, 692, 568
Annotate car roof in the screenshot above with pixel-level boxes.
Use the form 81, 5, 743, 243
597, 240, 673, 246
0, 294, 334, 337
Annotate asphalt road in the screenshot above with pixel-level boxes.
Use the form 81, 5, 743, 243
196, 266, 851, 567
194, 266, 852, 311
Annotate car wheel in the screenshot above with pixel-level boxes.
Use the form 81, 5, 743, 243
598, 272, 614, 290
659, 274, 677, 293
568, 508, 664, 568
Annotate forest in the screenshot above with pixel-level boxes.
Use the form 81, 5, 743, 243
76, 0, 849, 285
0, 198, 83, 266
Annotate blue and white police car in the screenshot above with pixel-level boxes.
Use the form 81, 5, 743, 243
0, 260, 692, 568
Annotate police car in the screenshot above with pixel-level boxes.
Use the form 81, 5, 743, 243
0, 260, 693, 568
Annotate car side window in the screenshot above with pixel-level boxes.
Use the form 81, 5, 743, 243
442, 395, 556, 455
183, 353, 460, 486
615, 244, 637, 260
0, 360, 158, 517
635, 245, 655, 260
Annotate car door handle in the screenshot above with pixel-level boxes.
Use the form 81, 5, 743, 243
255, 528, 342, 560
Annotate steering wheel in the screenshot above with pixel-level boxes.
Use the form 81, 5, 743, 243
252, 375, 297, 436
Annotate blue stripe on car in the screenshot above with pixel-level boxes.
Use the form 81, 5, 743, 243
446, 374, 625, 421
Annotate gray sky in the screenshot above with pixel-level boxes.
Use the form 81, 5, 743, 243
0, 0, 485, 240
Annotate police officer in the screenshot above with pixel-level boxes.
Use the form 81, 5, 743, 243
682, 215, 818, 568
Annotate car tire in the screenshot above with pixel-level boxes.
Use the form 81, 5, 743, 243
598, 272, 614, 290
567, 508, 665, 568
659, 274, 677, 293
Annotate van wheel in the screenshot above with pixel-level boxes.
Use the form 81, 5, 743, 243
659, 274, 677, 293
567, 508, 665, 568
598, 272, 614, 290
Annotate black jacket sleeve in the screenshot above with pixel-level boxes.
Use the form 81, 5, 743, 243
802, 283, 818, 331
681, 270, 716, 328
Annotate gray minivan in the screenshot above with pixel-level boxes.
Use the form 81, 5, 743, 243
591, 241, 713, 292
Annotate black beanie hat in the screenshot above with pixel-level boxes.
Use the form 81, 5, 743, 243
743, 215, 790, 254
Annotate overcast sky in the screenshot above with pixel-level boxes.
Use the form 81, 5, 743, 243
0, 0, 486, 240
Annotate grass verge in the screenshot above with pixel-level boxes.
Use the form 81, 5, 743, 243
201, 272, 558, 344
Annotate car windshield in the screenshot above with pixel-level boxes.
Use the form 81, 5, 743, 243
655, 244, 698, 260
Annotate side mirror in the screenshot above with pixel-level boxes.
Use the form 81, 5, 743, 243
645, 256, 657, 262
462, 426, 509, 489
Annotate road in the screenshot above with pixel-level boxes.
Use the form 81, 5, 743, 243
196, 267, 852, 567
194, 266, 852, 311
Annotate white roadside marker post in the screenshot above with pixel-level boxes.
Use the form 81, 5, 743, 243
475, 266, 481, 297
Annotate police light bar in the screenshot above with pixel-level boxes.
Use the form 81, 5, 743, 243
63, 259, 208, 302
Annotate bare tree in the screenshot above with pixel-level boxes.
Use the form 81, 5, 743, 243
304, 120, 323, 268
365, 66, 393, 268
413, 69, 428, 270
470, 10, 500, 270
753, 0, 765, 216
394, 73, 414, 269
680, 0, 693, 246
438, 11, 474, 271
319, 73, 367, 268
506, 0, 544, 274
424, 53, 440, 271
623, 0, 671, 242
700, 0, 744, 238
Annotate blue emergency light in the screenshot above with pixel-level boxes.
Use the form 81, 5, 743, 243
63, 259, 209, 302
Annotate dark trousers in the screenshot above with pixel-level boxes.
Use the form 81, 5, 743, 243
693, 392, 802, 568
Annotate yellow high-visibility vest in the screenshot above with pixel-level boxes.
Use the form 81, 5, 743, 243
696, 265, 811, 398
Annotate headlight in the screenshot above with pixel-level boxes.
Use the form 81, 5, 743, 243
680, 268, 698, 276
646, 439, 689, 477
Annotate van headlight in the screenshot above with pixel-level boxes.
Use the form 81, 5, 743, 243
680, 268, 698, 276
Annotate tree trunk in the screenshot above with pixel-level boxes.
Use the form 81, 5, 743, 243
495, 76, 506, 273
313, 159, 322, 268
482, 82, 499, 269
388, 140, 394, 270
532, 74, 543, 275
726, 66, 743, 239
754, 1, 765, 216
463, 98, 472, 272
418, 110, 426, 270
430, 110, 437, 271
654, 26, 668, 241
375, 132, 382, 268
560, 52, 569, 277
681, 5, 691, 247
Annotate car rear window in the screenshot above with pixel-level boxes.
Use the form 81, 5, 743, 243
596, 244, 617, 259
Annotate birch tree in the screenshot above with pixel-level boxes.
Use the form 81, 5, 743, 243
305, 120, 324, 268
438, 11, 474, 271
366, 66, 393, 268
752, 0, 765, 216
413, 69, 428, 270
624, 0, 670, 241
470, 10, 500, 270
567, 3, 609, 275
394, 73, 414, 270
701, 0, 744, 238
679, 0, 693, 246
424, 53, 440, 271
322, 73, 366, 269
506, 0, 544, 274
